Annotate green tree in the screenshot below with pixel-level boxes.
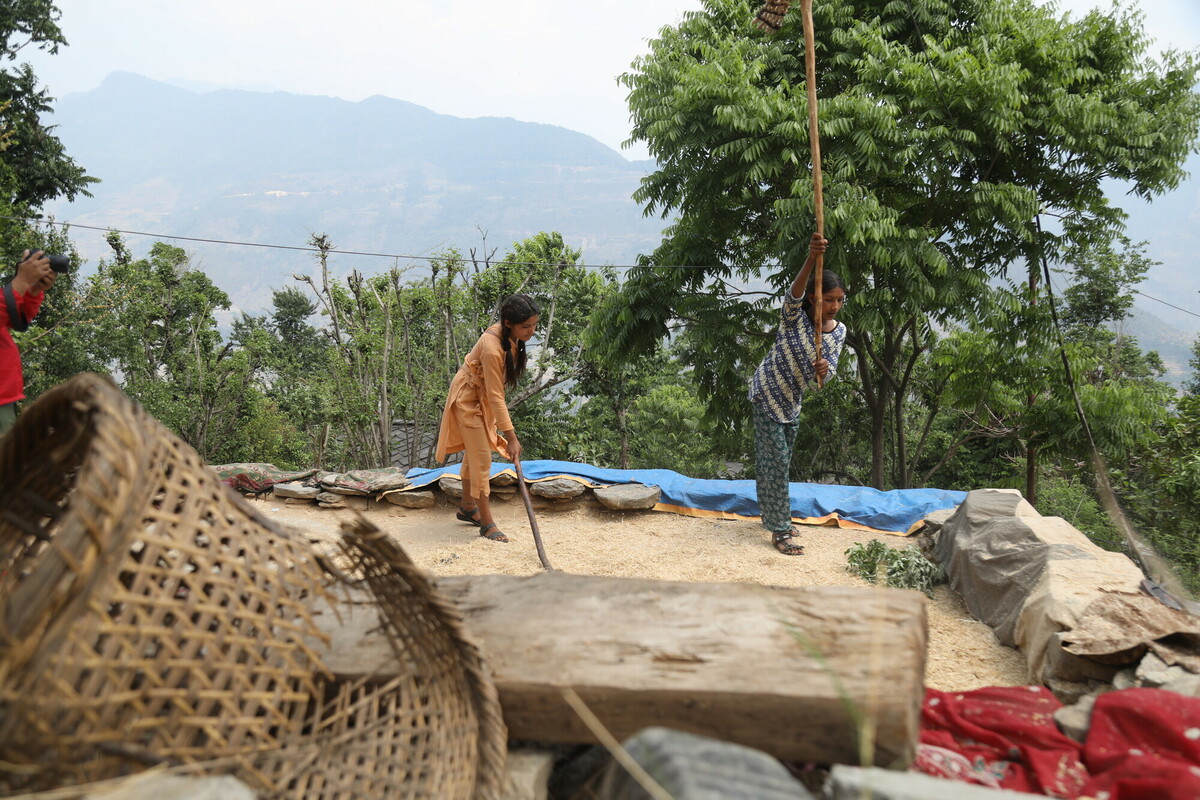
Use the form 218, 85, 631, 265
1185, 337, 1200, 396
596, 0, 1200, 490
230, 289, 328, 467
573, 347, 664, 469
293, 231, 615, 470
0, 3, 95, 405
0, 1, 95, 227
263, 286, 333, 464
474, 231, 613, 405
1060, 236, 1153, 330
1152, 396, 1200, 519
518, 342, 741, 477
296, 234, 413, 469
627, 382, 729, 477
1057, 236, 1166, 387
927, 238, 1172, 498
1116, 393, 1200, 593
85, 234, 296, 464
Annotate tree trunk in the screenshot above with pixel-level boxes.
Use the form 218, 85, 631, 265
1026, 443, 1038, 507
850, 331, 885, 489
617, 408, 629, 469
1026, 252, 1040, 505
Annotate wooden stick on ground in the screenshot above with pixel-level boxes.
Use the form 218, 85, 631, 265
561, 688, 673, 800
514, 457, 553, 571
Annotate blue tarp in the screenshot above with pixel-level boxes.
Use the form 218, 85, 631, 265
405, 459, 966, 536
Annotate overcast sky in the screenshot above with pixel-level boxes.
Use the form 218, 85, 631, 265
24, 0, 1200, 161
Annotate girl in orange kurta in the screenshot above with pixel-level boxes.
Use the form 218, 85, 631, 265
435, 294, 540, 542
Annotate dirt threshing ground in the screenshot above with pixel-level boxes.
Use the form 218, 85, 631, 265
258, 493, 1028, 692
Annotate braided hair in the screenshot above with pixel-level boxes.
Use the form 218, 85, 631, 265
800, 270, 847, 314
498, 294, 540, 389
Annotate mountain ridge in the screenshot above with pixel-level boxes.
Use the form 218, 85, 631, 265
44, 71, 667, 311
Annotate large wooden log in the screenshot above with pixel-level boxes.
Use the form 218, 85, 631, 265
309, 572, 928, 767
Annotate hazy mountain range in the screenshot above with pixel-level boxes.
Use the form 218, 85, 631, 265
44, 72, 667, 310
40, 72, 1199, 386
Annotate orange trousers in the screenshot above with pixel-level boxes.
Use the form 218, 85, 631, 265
449, 402, 495, 499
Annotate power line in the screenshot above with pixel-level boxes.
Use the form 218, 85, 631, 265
1134, 289, 1200, 320
13, 215, 1200, 320
8, 215, 701, 273
1046, 273, 1198, 322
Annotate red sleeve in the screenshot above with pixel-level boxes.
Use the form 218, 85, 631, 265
18, 288, 45, 321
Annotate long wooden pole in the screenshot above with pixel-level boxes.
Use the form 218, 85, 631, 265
514, 457, 553, 571
801, 0, 825, 387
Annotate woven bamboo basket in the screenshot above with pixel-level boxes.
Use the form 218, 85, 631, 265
0, 374, 505, 799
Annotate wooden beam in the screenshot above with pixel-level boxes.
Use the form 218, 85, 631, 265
802, 0, 826, 383
309, 572, 928, 767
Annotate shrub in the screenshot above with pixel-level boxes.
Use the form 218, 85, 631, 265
844, 540, 946, 598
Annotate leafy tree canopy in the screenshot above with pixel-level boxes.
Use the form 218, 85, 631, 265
0, 0, 95, 216
1060, 235, 1156, 330
597, 0, 1200, 423
1185, 337, 1200, 396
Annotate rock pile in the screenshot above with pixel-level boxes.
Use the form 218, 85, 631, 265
264, 468, 664, 512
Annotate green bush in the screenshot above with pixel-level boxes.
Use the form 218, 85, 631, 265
844, 540, 946, 598
1035, 475, 1123, 551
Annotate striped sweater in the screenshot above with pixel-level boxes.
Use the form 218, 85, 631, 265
748, 291, 847, 423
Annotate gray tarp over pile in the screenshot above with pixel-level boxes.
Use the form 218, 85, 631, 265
933, 489, 1146, 683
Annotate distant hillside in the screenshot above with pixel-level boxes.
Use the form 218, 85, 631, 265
1108, 152, 1200, 390
1125, 307, 1196, 391
43, 72, 667, 311
1118, 152, 1200, 346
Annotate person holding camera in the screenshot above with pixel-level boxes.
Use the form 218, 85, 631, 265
1, 250, 58, 436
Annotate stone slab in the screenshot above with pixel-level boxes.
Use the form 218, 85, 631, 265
826, 765, 1048, 799
594, 484, 660, 510
271, 481, 320, 499
384, 490, 436, 508
529, 478, 588, 499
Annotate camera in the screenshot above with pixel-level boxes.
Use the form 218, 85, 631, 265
45, 253, 71, 273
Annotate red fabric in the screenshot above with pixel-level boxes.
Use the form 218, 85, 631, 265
1079, 688, 1200, 798
1080, 758, 1200, 799
918, 686, 1088, 797
0, 285, 43, 405
917, 686, 1200, 799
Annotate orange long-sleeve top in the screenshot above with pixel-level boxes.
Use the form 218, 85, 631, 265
435, 325, 516, 462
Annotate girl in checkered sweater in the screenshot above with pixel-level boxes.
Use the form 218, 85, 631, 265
747, 233, 847, 555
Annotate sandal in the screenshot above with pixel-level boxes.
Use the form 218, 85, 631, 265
479, 522, 509, 543
456, 505, 482, 527
772, 530, 805, 556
